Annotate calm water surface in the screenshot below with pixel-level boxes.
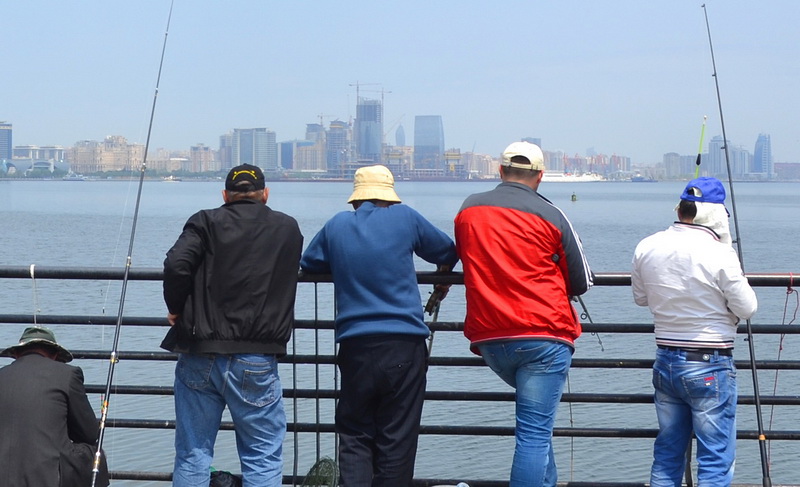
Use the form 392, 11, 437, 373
0, 179, 798, 484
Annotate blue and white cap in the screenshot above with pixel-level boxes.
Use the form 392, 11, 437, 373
680, 177, 726, 204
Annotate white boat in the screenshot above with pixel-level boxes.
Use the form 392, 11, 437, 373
542, 171, 605, 182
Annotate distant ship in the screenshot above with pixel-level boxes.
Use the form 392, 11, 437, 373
543, 172, 606, 182
631, 175, 658, 182
63, 171, 87, 181
163, 175, 182, 182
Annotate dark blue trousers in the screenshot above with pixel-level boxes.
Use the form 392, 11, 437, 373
336, 334, 427, 487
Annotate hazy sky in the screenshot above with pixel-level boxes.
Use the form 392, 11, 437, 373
4, 1, 799, 164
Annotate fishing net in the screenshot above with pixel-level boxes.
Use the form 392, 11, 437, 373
300, 457, 339, 487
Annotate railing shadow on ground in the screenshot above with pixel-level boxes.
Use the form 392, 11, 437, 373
0, 266, 798, 487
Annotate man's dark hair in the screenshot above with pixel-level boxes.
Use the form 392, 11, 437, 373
503, 164, 541, 180
677, 199, 697, 221
225, 188, 264, 202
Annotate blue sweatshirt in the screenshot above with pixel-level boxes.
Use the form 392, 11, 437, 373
300, 202, 459, 342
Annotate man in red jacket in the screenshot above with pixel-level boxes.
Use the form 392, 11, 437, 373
455, 141, 593, 487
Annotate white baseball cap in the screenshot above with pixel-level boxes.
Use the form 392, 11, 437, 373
501, 141, 545, 171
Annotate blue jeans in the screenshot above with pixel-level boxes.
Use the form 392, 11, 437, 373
650, 348, 737, 487
478, 340, 573, 487
172, 353, 285, 487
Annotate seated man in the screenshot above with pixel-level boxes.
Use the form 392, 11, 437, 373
0, 326, 109, 487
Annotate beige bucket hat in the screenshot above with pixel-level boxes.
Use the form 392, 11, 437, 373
347, 165, 401, 204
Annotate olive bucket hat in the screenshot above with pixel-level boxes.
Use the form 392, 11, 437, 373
0, 326, 74, 363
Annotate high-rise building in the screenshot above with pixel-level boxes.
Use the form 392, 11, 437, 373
326, 120, 350, 176
0, 122, 12, 160
522, 137, 542, 148
218, 133, 233, 171
190, 144, 216, 172
395, 124, 406, 147
232, 128, 278, 171
413, 115, 444, 170
707, 135, 726, 177
753, 133, 773, 178
354, 98, 383, 164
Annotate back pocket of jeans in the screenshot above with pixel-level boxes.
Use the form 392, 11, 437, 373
242, 365, 280, 407
177, 355, 214, 389
682, 372, 719, 404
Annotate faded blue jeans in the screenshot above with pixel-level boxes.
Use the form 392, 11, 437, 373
172, 353, 285, 487
478, 340, 573, 487
650, 347, 737, 487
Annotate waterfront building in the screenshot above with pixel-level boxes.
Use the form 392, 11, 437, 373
706, 135, 726, 177
663, 152, 697, 179
729, 144, 752, 179
296, 124, 325, 171
190, 144, 216, 173
326, 120, 350, 177
395, 124, 406, 147
753, 133, 773, 179
218, 133, 233, 171
413, 115, 445, 170
67, 136, 144, 173
354, 97, 383, 164
231, 128, 278, 172
384, 145, 413, 177
0, 122, 11, 160
461, 151, 497, 178
13, 145, 66, 162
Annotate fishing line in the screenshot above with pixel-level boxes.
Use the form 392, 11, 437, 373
576, 296, 604, 351
694, 115, 707, 178
767, 274, 797, 458
702, 5, 772, 486
91, 2, 174, 485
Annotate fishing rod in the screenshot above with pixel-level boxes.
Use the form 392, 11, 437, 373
694, 115, 707, 178
702, 5, 772, 486
91, 2, 174, 485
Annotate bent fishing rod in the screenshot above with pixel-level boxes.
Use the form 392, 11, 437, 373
702, 5, 772, 486
91, 2, 174, 485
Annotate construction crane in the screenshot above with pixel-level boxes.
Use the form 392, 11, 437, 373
349, 82, 382, 101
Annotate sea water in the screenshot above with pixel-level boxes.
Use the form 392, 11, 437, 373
0, 179, 798, 484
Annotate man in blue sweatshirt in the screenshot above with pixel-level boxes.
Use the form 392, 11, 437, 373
301, 165, 458, 487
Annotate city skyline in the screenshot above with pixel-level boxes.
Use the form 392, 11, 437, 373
4, 1, 800, 165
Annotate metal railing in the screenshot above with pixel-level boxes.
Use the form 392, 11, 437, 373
0, 266, 798, 487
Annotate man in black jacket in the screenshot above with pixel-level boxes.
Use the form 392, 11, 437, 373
0, 326, 109, 487
162, 164, 303, 487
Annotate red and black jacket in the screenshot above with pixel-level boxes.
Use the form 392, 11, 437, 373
455, 182, 593, 354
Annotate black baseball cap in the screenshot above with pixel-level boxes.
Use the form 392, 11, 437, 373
225, 164, 265, 192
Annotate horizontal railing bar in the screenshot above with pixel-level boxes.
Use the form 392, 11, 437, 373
0, 266, 797, 287
101, 418, 800, 441
2, 315, 799, 336
83, 384, 800, 406
111, 472, 793, 487
58, 350, 800, 370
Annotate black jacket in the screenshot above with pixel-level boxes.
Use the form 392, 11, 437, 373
161, 199, 303, 355
0, 354, 109, 487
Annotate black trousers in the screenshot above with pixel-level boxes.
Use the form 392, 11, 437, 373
336, 334, 427, 487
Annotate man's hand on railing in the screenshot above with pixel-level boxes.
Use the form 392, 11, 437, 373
167, 313, 180, 326
425, 265, 453, 315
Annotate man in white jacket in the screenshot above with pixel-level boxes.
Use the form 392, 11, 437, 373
632, 177, 757, 487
